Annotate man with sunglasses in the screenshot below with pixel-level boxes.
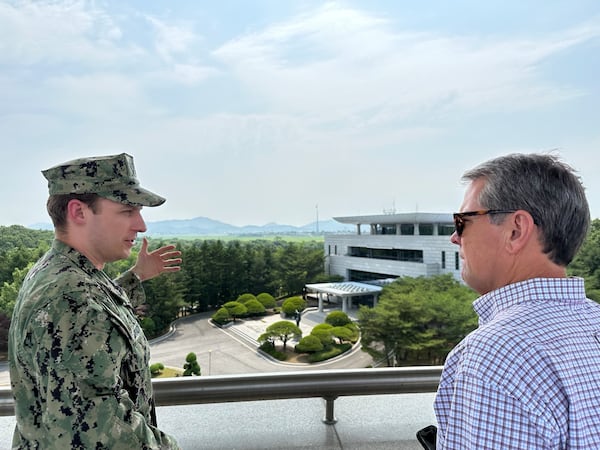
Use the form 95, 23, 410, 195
432, 153, 600, 449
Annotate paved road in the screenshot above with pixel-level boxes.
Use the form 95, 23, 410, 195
1, 308, 373, 386
150, 307, 374, 375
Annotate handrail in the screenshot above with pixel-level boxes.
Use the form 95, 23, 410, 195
0, 366, 443, 421
152, 366, 442, 404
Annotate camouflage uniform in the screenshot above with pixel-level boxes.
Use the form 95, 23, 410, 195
8, 154, 179, 449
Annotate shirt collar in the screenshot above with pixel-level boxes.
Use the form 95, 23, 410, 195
473, 277, 587, 325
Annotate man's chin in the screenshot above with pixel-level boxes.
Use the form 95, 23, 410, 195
106, 249, 132, 264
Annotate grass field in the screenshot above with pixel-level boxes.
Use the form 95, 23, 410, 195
155, 366, 184, 378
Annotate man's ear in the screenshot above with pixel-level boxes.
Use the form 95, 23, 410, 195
506, 210, 536, 255
66, 199, 88, 224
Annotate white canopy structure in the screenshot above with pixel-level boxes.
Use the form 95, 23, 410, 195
305, 281, 384, 312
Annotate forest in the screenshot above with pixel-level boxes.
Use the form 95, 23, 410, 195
1, 219, 600, 362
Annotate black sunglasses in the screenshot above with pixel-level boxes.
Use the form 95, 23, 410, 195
453, 209, 516, 236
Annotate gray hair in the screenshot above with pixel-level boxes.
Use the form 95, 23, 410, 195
462, 153, 590, 266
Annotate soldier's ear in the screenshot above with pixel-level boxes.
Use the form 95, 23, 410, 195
66, 199, 88, 224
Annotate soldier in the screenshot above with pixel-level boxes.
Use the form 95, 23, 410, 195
9, 153, 182, 449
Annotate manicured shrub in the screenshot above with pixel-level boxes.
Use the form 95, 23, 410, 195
325, 310, 351, 327
310, 323, 334, 346
183, 352, 201, 376
150, 362, 165, 377
344, 322, 360, 342
245, 299, 266, 316
223, 301, 248, 321
281, 296, 306, 316
259, 341, 287, 361
237, 293, 257, 304
211, 307, 231, 325
331, 326, 354, 344
295, 335, 324, 353
256, 292, 276, 309
308, 343, 352, 363
261, 320, 302, 351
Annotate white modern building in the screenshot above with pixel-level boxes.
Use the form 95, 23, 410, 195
308, 212, 461, 311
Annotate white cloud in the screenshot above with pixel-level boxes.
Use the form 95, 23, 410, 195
145, 14, 198, 62
0, 0, 131, 66
44, 72, 154, 118
213, 3, 600, 128
169, 63, 219, 85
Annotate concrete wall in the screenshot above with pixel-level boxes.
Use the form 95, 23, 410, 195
324, 234, 461, 282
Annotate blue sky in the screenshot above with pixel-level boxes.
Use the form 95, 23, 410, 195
1, 0, 599, 227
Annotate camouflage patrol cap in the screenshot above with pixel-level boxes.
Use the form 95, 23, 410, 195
42, 153, 166, 207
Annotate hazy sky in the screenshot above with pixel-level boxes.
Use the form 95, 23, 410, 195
2, 0, 599, 227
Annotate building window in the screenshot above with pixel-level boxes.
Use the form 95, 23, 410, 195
419, 223, 434, 235
348, 246, 423, 263
335, 245, 338, 255
381, 224, 397, 235
455, 252, 460, 270
400, 224, 415, 235
349, 269, 397, 282
441, 251, 446, 269
373, 224, 397, 235
328, 245, 331, 256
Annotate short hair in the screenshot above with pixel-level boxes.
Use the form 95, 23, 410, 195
46, 193, 102, 233
462, 153, 590, 266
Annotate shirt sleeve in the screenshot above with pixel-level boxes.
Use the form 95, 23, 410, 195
28, 294, 179, 449
437, 373, 559, 450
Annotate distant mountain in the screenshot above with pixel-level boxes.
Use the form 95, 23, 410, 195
147, 217, 238, 235
146, 217, 354, 236
28, 222, 54, 231
27, 217, 354, 236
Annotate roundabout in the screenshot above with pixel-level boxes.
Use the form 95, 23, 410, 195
149, 308, 374, 376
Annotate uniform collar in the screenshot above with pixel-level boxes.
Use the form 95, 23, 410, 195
51, 239, 130, 304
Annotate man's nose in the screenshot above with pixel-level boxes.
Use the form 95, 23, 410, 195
450, 231, 460, 245
134, 211, 147, 233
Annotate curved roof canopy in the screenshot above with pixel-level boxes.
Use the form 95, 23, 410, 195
333, 212, 453, 225
305, 281, 383, 297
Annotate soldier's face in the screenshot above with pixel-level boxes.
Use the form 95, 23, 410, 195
87, 198, 147, 266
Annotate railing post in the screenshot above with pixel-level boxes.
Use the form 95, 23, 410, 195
322, 396, 338, 425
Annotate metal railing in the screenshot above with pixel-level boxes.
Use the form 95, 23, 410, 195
1, 366, 442, 423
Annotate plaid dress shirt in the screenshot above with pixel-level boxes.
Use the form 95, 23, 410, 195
434, 277, 600, 449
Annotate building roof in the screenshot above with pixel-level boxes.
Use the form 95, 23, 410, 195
305, 281, 383, 297
333, 212, 453, 225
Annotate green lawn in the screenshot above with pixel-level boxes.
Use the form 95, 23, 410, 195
153, 366, 184, 378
